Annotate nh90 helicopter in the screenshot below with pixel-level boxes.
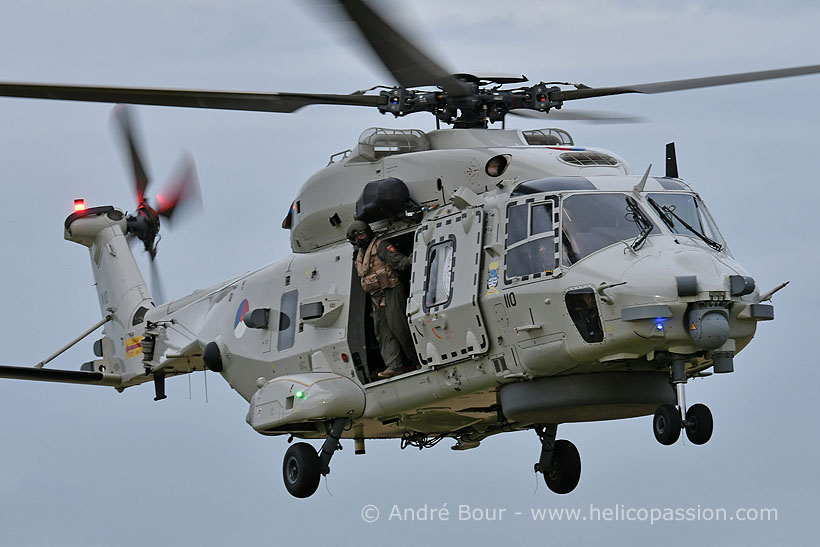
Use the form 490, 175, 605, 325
0, 0, 812, 499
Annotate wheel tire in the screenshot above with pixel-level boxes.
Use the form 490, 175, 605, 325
544, 439, 581, 495
282, 442, 321, 498
685, 403, 714, 445
653, 404, 682, 445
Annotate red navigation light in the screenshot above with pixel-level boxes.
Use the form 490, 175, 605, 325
74, 199, 86, 212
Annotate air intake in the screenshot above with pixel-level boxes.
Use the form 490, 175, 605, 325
559, 151, 619, 167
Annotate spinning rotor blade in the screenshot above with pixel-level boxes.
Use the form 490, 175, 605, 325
156, 153, 202, 222
330, 0, 470, 95
557, 63, 820, 102
112, 105, 151, 203
0, 365, 121, 386
0, 82, 386, 113
509, 108, 646, 124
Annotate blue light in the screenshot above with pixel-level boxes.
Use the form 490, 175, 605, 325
655, 322, 665, 331
654, 317, 668, 331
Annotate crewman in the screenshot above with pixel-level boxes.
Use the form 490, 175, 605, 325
347, 220, 418, 379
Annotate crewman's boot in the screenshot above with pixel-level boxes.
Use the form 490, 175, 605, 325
378, 365, 403, 379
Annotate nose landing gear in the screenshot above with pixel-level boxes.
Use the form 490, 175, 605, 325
653, 403, 681, 445
534, 424, 581, 494
684, 403, 713, 445
652, 356, 714, 446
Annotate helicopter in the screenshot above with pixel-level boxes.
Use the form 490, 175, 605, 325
0, 0, 813, 500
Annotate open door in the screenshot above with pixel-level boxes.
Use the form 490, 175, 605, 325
407, 208, 489, 366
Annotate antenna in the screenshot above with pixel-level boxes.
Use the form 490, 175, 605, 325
666, 142, 679, 178
633, 164, 653, 195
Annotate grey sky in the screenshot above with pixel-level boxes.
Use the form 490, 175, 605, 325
0, 1, 817, 545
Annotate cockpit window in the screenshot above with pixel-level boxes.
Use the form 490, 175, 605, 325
646, 193, 724, 249
562, 194, 657, 265
507, 204, 528, 246
505, 200, 558, 280
531, 203, 553, 235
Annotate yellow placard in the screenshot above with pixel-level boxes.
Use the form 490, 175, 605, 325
125, 336, 143, 359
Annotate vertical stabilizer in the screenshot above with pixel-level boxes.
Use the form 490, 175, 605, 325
64, 206, 154, 380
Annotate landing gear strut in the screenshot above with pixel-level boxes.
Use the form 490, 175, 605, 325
282, 418, 347, 498
652, 355, 714, 445
534, 424, 581, 494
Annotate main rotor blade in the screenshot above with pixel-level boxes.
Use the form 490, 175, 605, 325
331, 0, 470, 95
112, 105, 151, 204
0, 82, 387, 112
557, 63, 820, 101
0, 364, 121, 386
509, 108, 646, 124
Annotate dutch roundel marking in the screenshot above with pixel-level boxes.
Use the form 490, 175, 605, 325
234, 299, 250, 338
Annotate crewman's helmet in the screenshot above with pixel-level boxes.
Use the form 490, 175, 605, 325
346, 220, 373, 244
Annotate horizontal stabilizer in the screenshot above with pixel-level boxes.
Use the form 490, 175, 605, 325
0, 365, 121, 387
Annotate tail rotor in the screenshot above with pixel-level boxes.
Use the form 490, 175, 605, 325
112, 105, 201, 303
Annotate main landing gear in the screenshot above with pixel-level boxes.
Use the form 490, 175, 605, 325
652, 355, 714, 446
534, 424, 581, 494
282, 418, 347, 498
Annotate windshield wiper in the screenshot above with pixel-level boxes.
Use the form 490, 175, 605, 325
646, 197, 675, 231
625, 196, 653, 250
647, 197, 723, 251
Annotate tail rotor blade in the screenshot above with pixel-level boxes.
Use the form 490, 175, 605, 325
112, 104, 151, 204
156, 153, 202, 222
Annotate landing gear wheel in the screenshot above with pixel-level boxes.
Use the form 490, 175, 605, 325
283, 442, 321, 498
544, 439, 581, 495
685, 403, 713, 445
653, 404, 682, 445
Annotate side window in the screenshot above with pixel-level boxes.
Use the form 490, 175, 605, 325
424, 239, 454, 309
507, 204, 528, 245
505, 200, 557, 281
277, 289, 299, 351
530, 203, 552, 235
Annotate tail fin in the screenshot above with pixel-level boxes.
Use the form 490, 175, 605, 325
64, 206, 154, 381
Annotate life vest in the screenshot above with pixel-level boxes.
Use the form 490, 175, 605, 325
355, 237, 401, 293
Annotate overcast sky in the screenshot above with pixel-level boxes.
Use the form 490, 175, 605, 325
0, 1, 818, 545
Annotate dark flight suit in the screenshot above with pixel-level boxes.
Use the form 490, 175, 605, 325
357, 239, 417, 374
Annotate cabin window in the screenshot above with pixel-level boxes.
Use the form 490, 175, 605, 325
565, 288, 604, 343
277, 289, 299, 350
424, 238, 454, 309
505, 200, 558, 280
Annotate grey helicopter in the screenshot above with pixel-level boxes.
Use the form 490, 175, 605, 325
0, 0, 811, 499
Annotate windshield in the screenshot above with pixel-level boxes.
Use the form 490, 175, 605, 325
562, 193, 657, 265
646, 193, 725, 249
